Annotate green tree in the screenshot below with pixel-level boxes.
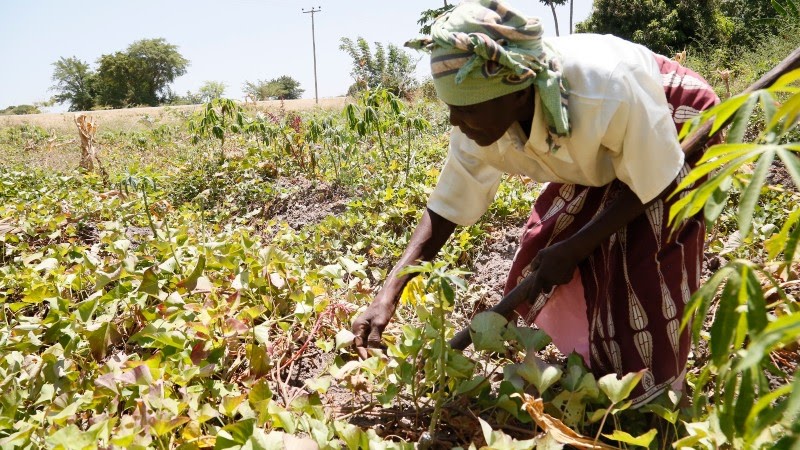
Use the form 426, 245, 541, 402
0, 105, 41, 115
242, 76, 304, 101
718, 0, 782, 48
539, 0, 568, 36
576, 0, 722, 55
94, 38, 189, 108
339, 37, 417, 99
50, 56, 96, 111
197, 81, 226, 102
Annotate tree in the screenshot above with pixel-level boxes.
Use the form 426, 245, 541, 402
576, 0, 722, 55
50, 56, 96, 111
197, 81, 226, 102
539, 0, 568, 36
717, 0, 782, 48
93, 38, 189, 108
339, 37, 417, 98
243, 76, 304, 101
0, 105, 41, 115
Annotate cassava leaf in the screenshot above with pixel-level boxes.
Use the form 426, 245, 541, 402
737, 148, 775, 237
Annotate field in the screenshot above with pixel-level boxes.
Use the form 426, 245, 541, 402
0, 82, 798, 449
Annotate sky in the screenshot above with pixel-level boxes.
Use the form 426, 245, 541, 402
0, 1, 593, 112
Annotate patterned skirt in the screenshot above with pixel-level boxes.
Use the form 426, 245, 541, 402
508, 55, 721, 405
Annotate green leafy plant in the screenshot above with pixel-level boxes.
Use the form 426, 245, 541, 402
670, 69, 800, 448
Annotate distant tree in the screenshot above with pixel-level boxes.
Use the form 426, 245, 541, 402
94, 38, 189, 108
94, 51, 135, 108
576, 0, 722, 55
243, 76, 304, 100
539, 0, 568, 36
198, 81, 226, 102
0, 104, 41, 115
50, 56, 96, 111
339, 37, 417, 98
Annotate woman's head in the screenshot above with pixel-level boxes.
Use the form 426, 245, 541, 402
407, 0, 570, 142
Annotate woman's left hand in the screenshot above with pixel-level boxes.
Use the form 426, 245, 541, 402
526, 241, 582, 295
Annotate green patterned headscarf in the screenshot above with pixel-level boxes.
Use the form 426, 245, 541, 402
407, 0, 570, 137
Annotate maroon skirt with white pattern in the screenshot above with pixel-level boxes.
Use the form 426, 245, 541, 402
508, 55, 721, 405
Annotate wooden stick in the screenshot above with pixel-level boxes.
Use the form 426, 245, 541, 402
450, 46, 800, 352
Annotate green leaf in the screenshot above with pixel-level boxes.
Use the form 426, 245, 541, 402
598, 370, 645, 404
249, 379, 273, 405
641, 403, 678, 424
152, 416, 190, 437
733, 369, 756, 434
179, 254, 206, 291
770, 67, 800, 90
137, 266, 161, 297
726, 94, 758, 144
335, 329, 356, 350
45, 424, 97, 450
479, 417, 537, 449
456, 376, 488, 396
777, 147, 800, 191
215, 418, 255, 449
506, 325, 551, 352
602, 428, 657, 447
709, 93, 751, 135
738, 149, 775, 237
268, 401, 297, 434
710, 270, 742, 365
744, 268, 767, 334
35, 257, 59, 272
515, 351, 563, 394
760, 92, 778, 139
335, 422, 369, 450
736, 313, 800, 371
703, 177, 732, 225
469, 311, 508, 354
88, 321, 119, 361
95, 265, 122, 291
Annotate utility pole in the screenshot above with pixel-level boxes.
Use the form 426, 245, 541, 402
302, 6, 322, 104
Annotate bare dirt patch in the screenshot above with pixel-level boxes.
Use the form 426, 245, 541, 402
264, 177, 349, 230
467, 223, 524, 308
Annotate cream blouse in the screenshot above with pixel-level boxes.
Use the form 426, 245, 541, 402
427, 34, 684, 226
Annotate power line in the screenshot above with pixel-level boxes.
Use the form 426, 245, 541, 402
302, 6, 322, 104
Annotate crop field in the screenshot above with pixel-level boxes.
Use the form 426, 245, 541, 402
0, 80, 799, 449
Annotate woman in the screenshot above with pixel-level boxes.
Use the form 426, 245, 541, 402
351, 0, 719, 405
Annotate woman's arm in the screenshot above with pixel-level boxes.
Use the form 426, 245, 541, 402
528, 183, 660, 291
352, 208, 457, 358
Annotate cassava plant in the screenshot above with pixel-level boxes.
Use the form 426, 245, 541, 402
670, 68, 800, 448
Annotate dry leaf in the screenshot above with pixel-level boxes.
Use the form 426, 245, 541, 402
518, 394, 619, 450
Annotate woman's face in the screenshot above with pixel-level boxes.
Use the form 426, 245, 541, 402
447, 87, 533, 147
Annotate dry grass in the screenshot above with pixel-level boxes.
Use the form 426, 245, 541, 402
0, 97, 350, 133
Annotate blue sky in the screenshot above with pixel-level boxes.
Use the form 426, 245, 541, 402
0, 0, 592, 112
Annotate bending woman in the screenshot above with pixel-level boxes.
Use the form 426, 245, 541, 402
351, 0, 719, 405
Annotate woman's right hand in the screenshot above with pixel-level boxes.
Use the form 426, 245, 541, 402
351, 296, 397, 359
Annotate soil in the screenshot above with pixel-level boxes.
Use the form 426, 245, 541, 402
264, 177, 349, 231
467, 223, 525, 308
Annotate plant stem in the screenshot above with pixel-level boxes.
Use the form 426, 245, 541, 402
427, 283, 448, 437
